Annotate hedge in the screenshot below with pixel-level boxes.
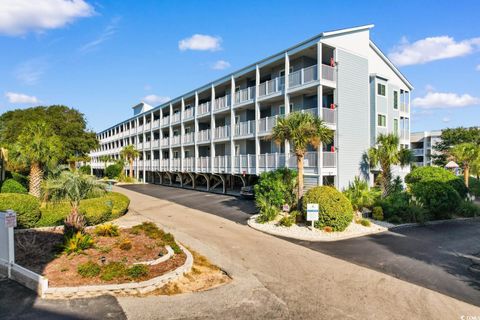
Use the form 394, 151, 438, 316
302, 186, 353, 231
36, 192, 130, 227
405, 166, 468, 199
105, 164, 123, 179
410, 181, 461, 219
1, 179, 28, 194
0, 193, 40, 228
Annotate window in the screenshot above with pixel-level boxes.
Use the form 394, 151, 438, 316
184, 127, 191, 134
279, 105, 285, 115
235, 145, 240, 156
377, 114, 387, 127
184, 150, 190, 158
377, 83, 386, 96
394, 118, 399, 133
393, 91, 398, 109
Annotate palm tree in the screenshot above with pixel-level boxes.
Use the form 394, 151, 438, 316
14, 122, 63, 197
368, 133, 412, 197
43, 170, 106, 235
99, 155, 113, 171
67, 155, 91, 171
271, 112, 333, 204
120, 145, 140, 179
0, 147, 8, 181
450, 142, 480, 188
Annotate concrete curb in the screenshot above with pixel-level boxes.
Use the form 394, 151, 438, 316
388, 216, 480, 231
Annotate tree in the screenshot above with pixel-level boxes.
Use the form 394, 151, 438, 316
0, 105, 98, 163
450, 143, 480, 188
99, 155, 113, 170
0, 147, 8, 181
13, 122, 63, 197
368, 133, 412, 197
120, 145, 140, 179
432, 127, 480, 166
271, 112, 333, 205
43, 170, 106, 235
67, 155, 91, 171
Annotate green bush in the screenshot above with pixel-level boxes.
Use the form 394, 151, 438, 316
79, 198, 112, 225
469, 177, 480, 196
36, 202, 70, 227
410, 181, 460, 220
343, 177, 380, 211
359, 219, 371, 227
387, 215, 402, 224
0, 193, 40, 228
94, 223, 119, 237
405, 166, 468, 199
372, 206, 384, 221
456, 200, 480, 217
377, 191, 428, 223
105, 164, 123, 179
1, 179, 27, 194
100, 261, 127, 281
63, 232, 94, 254
302, 186, 353, 232
279, 211, 298, 227
79, 165, 91, 175
78, 261, 101, 278
254, 168, 297, 222
105, 192, 130, 218
127, 264, 149, 279
5, 172, 29, 189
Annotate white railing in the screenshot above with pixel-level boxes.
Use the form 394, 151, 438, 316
412, 149, 423, 156
196, 157, 210, 172
161, 116, 169, 126
321, 64, 335, 82
152, 120, 160, 128
160, 159, 169, 171
160, 137, 169, 147
304, 152, 317, 168
233, 154, 256, 174
143, 141, 151, 149
213, 155, 230, 173
257, 153, 286, 171
137, 142, 143, 150
198, 102, 211, 116
152, 140, 160, 148
214, 125, 230, 140
183, 132, 194, 144
184, 108, 194, 119
235, 86, 255, 104
323, 151, 336, 168
171, 135, 181, 146
184, 157, 195, 171
259, 76, 284, 97
322, 108, 336, 125
234, 120, 255, 137
172, 112, 181, 123
288, 65, 318, 88
171, 158, 181, 171
214, 94, 231, 111
196, 129, 210, 142
136, 160, 144, 168
258, 115, 280, 134
144, 122, 151, 130
138, 124, 144, 132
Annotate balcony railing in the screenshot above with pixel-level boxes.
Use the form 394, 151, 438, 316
289, 65, 318, 88
233, 154, 256, 174
322, 108, 336, 125
235, 86, 255, 104
160, 137, 169, 147
214, 125, 230, 140
184, 108, 194, 119
258, 115, 281, 134
183, 132, 194, 144
138, 124, 144, 132
198, 102, 211, 116
160, 159, 169, 171
171, 135, 181, 146
323, 151, 336, 168
196, 157, 210, 172
321, 64, 335, 82
143, 141, 151, 149
214, 94, 231, 111
196, 129, 210, 142
161, 116, 169, 126
152, 120, 160, 128
258, 153, 286, 171
213, 155, 230, 173
172, 112, 181, 123
144, 122, 151, 130
152, 139, 160, 148
171, 158, 181, 171
234, 120, 255, 137
184, 157, 195, 171
259, 76, 284, 97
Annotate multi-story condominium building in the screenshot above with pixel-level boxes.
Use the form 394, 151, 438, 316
410, 130, 442, 166
90, 24, 413, 193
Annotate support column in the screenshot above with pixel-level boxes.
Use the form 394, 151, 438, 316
230, 76, 236, 174
317, 41, 323, 186
168, 103, 173, 172
210, 85, 216, 173
254, 65, 260, 174
284, 53, 290, 168
194, 91, 199, 172
181, 98, 185, 172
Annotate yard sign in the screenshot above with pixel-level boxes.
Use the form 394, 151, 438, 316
306, 203, 319, 230
4, 210, 16, 228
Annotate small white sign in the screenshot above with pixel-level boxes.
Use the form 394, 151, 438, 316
282, 204, 290, 212
5, 210, 16, 228
306, 203, 319, 221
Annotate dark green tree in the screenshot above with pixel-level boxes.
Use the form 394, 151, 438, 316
432, 127, 480, 166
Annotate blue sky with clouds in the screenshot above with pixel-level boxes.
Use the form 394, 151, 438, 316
0, 0, 479, 132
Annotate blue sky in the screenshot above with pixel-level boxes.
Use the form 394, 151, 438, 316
0, 0, 479, 133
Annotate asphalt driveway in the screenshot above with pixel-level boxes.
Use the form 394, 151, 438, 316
121, 184, 480, 307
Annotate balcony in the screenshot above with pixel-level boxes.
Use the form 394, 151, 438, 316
234, 120, 255, 138
144, 122, 151, 130
184, 108, 194, 120
172, 112, 181, 123
288, 65, 318, 88
138, 124, 144, 132
214, 94, 231, 112
322, 151, 336, 168
161, 116, 169, 126
183, 132, 194, 144
198, 102, 211, 116
171, 158, 181, 171
213, 155, 231, 173
184, 157, 195, 171
232, 154, 256, 175
152, 139, 160, 148
137, 142, 143, 150
196, 157, 210, 172
214, 125, 230, 140
321, 64, 335, 82
412, 148, 423, 156
152, 120, 160, 128
143, 141, 151, 149
160, 137, 169, 147
258, 115, 281, 134
259, 77, 284, 97
171, 135, 181, 146
258, 153, 286, 173
196, 129, 210, 143
235, 86, 255, 105
322, 108, 336, 125
160, 159, 169, 171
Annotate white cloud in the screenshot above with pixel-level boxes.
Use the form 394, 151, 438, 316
413, 91, 480, 109
476, 64, 480, 71
212, 60, 230, 70
14, 57, 48, 85
79, 16, 120, 53
0, 0, 94, 36
442, 116, 451, 123
5, 92, 39, 104
142, 95, 170, 105
389, 36, 480, 66
178, 34, 222, 51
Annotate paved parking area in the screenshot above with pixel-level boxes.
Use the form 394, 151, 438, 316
122, 184, 480, 307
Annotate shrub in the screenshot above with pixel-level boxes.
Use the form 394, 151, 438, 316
372, 206, 384, 221
105, 192, 130, 218
79, 165, 91, 175
468, 177, 480, 196
302, 186, 353, 232
105, 164, 123, 179
0, 193, 40, 228
279, 211, 298, 227
410, 181, 460, 219
63, 232, 94, 254
77, 261, 101, 278
387, 215, 402, 224
1, 179, 27, 194
127, 264, 149, 279
101, 261, 127, 281
118, 238, 132, 251
132, 222, 164, 239
36, 202, 70, 227
377, 191, 428, 223
79, 198, 112, 225
405, 166, 468, 199
359, 219, 371, 227
94, 223, 119, 237
343, 177, 379, 211
456, 200, 480, 217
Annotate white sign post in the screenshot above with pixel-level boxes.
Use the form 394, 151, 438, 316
306, 203, 319, 231
5, 210, 17, 228
0, 210, 16, 278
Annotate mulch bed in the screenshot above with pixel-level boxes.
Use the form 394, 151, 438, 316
14, 227, 186, 287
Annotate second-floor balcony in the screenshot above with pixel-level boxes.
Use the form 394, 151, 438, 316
183, 132, 194, 144
172, 112, 181, 123
198, 101, 211, 116
214, 94, 231, 112
152, 120, 160, 128
259, 76, 284, 97
196, 129, 210, 143
322, 108, 336, 125
234, 120, 255, 138
161, 116, 169, 126
258, 115, 281, 134
184, 108, 194, 119
235, 86, 255, 105
171, 135, 181, 146
160, 137, 169, 147
321, 64, 335, 82
289, 65, 318, 88
214, 125, 230, 140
